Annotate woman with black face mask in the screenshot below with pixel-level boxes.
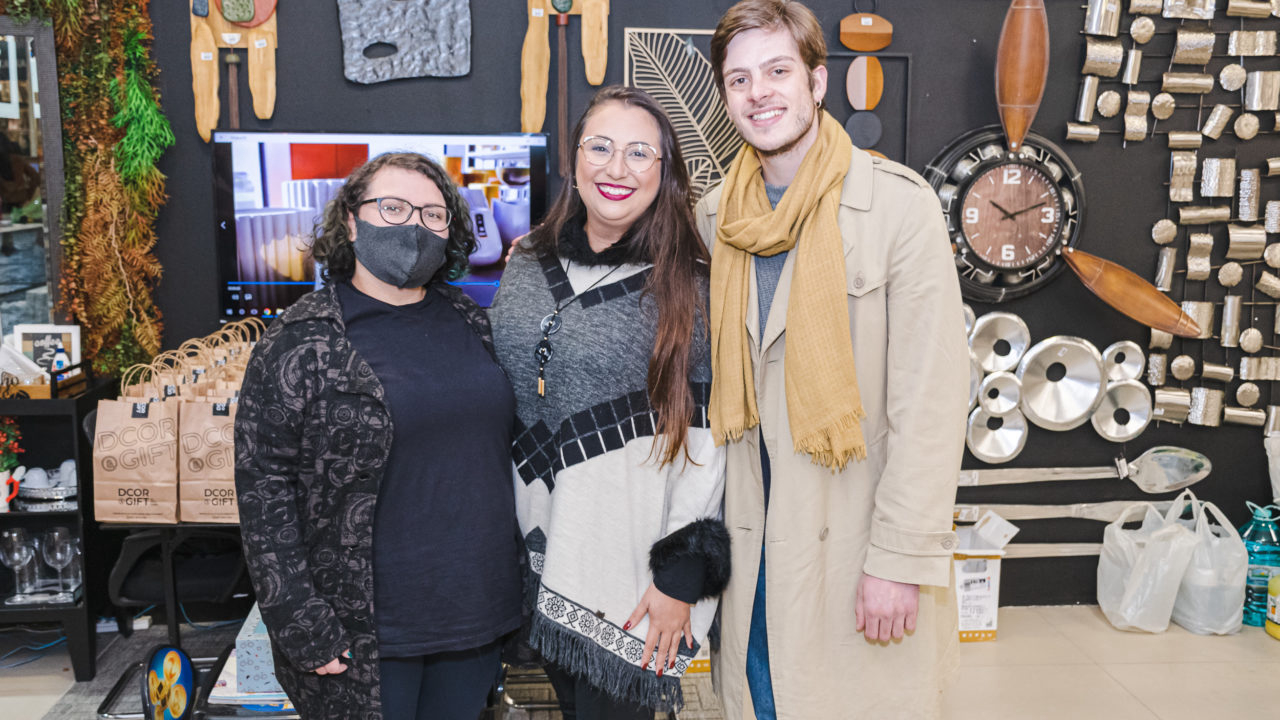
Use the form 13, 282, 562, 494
235, 152, 522, 720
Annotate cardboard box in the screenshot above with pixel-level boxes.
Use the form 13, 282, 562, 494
235, 603, 284, 694
953, 525, 1006, 642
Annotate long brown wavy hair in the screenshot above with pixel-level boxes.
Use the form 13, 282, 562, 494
522, 85, 711, 466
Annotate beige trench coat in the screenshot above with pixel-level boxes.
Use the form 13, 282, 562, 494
695, 148, 969, 719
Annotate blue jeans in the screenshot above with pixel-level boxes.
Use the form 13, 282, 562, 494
747, 440, 776, 718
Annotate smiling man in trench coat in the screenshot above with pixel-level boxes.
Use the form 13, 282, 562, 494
694, 2, 970, 718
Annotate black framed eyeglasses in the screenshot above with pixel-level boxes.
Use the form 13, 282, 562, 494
577, 135, 662, 173
354, 197, 452, 232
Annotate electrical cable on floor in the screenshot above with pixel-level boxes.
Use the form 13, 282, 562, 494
0, 637, 66, 670
178, 602, 242, 630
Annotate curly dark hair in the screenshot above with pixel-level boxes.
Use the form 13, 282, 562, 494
311, 152, 477, 285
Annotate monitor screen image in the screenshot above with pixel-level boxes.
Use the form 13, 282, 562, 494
211, 131, 548, 320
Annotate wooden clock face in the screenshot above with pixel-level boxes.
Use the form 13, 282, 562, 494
924, 126, 1084, 303
959, 162, 1064, 270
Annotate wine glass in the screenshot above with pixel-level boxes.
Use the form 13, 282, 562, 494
1, 528, 36, 604
41, 527, 75, 603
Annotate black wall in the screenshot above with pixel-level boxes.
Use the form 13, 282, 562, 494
145, 1, 1276, 604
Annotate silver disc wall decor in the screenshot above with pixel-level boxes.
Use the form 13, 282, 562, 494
979, 372, 1023, 417
1016, 336, 1106, 431
970, 312, 1032, 373
1091, 379, 1153, 442
967, 406, 1029, 464
1103, 340, 1144, 381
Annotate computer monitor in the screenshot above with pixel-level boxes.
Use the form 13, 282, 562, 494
211, 130, 548, 320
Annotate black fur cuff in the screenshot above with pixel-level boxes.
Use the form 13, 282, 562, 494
649, 518, 731, 603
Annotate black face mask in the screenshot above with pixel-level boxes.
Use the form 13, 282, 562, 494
351, 217, 449, 289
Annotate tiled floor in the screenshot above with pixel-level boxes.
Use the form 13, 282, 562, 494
4, 607, 1279, 719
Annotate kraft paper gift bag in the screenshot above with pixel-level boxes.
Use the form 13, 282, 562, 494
178, 399, 239, 523
93, 398, 180, 524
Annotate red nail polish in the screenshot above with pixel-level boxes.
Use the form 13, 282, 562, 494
657, 667, 663, 678
668, 659, 675, 669
623, 621, 631, 631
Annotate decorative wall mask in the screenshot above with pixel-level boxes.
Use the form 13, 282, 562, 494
337, 0, 473, 83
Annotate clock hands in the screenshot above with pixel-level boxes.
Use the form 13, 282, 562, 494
1007, 201, 1047, 220
989, 200, 1016, 221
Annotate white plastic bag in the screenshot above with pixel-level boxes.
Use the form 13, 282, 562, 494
1097, 501, 1198, 632
1167, 491, 1248, 635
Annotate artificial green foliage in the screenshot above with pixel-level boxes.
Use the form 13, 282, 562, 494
0, 1, 170, 375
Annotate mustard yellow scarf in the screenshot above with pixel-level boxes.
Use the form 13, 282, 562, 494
709, 112, 867, 470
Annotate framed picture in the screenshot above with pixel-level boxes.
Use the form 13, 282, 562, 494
11, 323, 79, 372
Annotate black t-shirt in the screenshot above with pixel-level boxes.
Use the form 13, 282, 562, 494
337, 282, 522, 657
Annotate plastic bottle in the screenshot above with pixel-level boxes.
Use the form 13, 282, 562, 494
1268, 574, 1280, 641
52, 341, 69, 382
1239, 502, 1280, 627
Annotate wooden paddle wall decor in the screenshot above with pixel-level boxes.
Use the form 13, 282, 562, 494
520, 0, 609, 134
189, 0, 278, 142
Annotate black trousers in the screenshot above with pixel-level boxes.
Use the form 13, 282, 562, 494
378, 640, 502, 720
543, 662, 654, 720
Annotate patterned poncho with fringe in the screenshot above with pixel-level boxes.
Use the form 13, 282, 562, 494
490, 240, 730, 713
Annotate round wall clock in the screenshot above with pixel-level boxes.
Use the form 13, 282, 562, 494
926, 126, 1084, 303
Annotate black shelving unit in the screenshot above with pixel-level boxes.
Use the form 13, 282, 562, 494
1, 376, 116, 681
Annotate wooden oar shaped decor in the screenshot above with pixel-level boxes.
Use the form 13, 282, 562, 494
990, 0, 1199, 338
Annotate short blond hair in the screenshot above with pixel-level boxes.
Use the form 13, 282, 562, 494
710, 0, 827, 93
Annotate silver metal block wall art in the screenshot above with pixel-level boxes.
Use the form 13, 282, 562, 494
1201, 157, 1236, 197
1186, 233, 1214, 280
1066, 123, 1101, 142
1226, 0, 1275, 17
1227, 224, 1266, 260
1077, 75, 1100, 122
1098, 90, 1122, 118
1168, 131, 1203, 149
1179, 206, 1231, 224
1164, 73, 1215, 94
1123, 49, 1143, 86
1163, 0, 1215, 20
1150, 329, 1173, 350
1259, 272, 1280, 298
338, 0, 473, 83
1224, 407, 1267, 427
1180, 300, 1215, 338
1202, 104, 1234, 140
1083, 37, 1125, 77
1219, 262, 1244, 288
1221, 64, 1248, 92
1085, 0, 1122, 36
1130, 0, 1162, 13
1242, 357, 1280, 381
1148, 352, 1168, 385
1241, 328, 1266, 354
1267, 201, 1280, 233
1131, 16, 1157, 44
1152, 93, 1176, 120
1170, 151, 1197, 202
1267, 406, 1280, 434
1268, 158, 1280, 177
1188, 388, 1225, 427
1171, 354, 1197, 381
1125, 112, 1148, 141
1152, 218, 1178, 244
1239, 170, 1262, 222
1228, 31, 1277, 56
1172, 29, 1215, 65
1246, 72, 1280, 112
1237, 382, 1262, 407
1202, 362, 1235, 383
1154, 388, 1192, 423
1235, 114, 1261, 141
1222, 295, 1243, 347
1155, 246, 1178, 290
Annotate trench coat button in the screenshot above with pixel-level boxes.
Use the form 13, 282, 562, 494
853, 274, 865, 289
819, 527, 829, 541
942, 538, 956, 550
